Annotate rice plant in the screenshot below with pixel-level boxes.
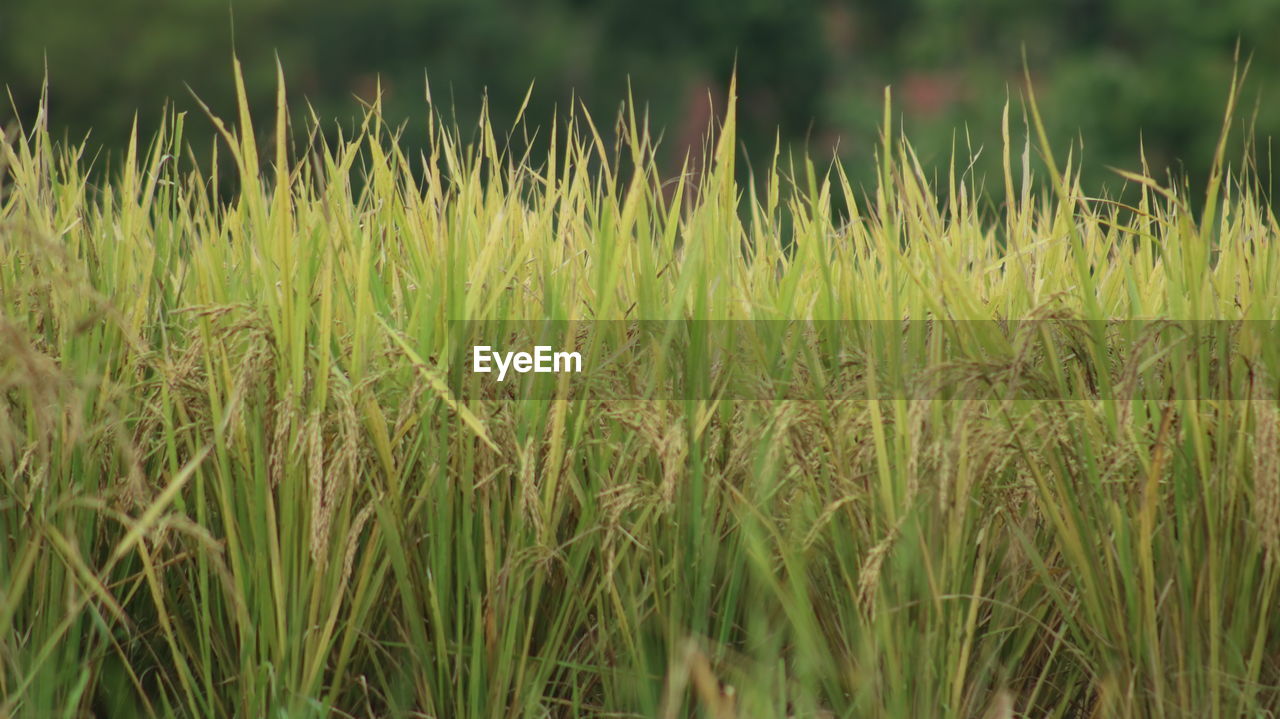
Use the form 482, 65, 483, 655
2, 61, 1279, 717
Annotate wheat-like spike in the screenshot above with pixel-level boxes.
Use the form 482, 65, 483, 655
339, 500, 376, 596
308, 410, 330, 563
857, 520, 902, 615
1253, 372, 1280, 562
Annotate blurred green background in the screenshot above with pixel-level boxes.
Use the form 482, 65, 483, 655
3, 0, 1278, 197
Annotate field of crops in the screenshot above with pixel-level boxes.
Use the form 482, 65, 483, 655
2, 65, 1279, 717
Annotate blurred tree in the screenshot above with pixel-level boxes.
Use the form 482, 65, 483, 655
2, 0, 1277, 198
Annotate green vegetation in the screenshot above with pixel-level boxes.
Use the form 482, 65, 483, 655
5, 0, 1279, 194
2, 65, 1279, 717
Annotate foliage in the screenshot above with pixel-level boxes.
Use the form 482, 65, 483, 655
3, 0, 1279, 193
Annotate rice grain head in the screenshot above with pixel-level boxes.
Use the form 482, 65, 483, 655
309, 410, 331, 563
1253, 372, 1280, 562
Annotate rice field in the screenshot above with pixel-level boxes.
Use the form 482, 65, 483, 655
2, 63, 1279, 717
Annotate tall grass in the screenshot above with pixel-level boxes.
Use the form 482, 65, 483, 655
2, 62, 1279, 717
